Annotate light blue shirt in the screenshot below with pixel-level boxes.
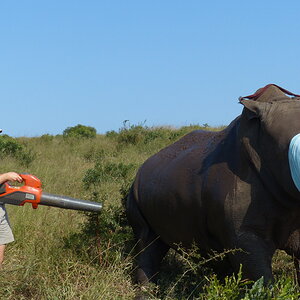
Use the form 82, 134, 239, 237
288, 133, 300, 192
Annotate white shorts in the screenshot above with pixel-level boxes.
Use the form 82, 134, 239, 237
0, 205, 14, 245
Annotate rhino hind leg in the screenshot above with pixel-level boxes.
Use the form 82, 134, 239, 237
293, 258, 300, 285
126, 188, 170, 285
134, 232, 170, 285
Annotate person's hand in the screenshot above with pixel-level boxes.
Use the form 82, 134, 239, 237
1, 172, 23, 183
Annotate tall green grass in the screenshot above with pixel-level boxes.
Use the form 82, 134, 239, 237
0, 124, 298, 299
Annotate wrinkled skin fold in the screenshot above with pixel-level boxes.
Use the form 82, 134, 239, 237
126, 85, 300, 293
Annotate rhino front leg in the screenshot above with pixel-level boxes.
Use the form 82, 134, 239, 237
229, 232, 275, 283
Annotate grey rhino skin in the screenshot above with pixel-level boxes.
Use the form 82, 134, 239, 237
126, 85, 300, 286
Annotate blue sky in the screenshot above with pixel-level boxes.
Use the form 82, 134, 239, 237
1, 1, 300, 137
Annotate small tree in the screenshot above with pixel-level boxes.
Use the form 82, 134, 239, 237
63, 124, 97, 139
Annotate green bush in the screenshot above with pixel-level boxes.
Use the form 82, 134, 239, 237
83, 148, 106, 162
63, 124, 97, 139
0, 135, 35, 166
117, 125, 145, 145
64, 201, 133, 265
105, 130, 118, 139
0, 134, 23, 156
107, 121, 225, 147
200, 274, 300, 300
16, 148, 36, 167
83, 160, 136, 188
116, 124, 173, 146
78, 155, 138, 264
40, 134, 54, 142
64, 157, 137, 267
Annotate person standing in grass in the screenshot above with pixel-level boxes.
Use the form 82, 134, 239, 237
0, 172, 23, 267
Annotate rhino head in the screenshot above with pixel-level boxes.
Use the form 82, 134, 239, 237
239, 85, 300, 200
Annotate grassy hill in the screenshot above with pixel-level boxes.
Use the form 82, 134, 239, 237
0, 124, 298, 299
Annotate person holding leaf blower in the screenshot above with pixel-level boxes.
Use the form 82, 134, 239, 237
0, 172, 23, 267
0, 165, 102, 268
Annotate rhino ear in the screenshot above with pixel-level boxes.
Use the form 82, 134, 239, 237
239, 99, 269, 120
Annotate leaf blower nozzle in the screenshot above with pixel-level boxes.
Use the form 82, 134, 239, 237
0, 174, 102, 213
40, 192, 102, 212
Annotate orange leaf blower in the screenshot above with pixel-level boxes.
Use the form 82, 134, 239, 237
0, 174, 102, 213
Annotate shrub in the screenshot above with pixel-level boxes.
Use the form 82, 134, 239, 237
201, 275, 300, 300
64, 158, 137, 266
108, 121, 224, 147
105, 130, 118, 138
0, 135, 35, 166
63, 124, 97, 139
117, 125, 145, 145
78, 157, 138, 263
83, 160, 136, 189
64, 199, 133, 265
40, 134, 54, 142
16, 148, 36, 167
0, 135, 23, 156
116, 124, 171, 146
83, 148, 106, 162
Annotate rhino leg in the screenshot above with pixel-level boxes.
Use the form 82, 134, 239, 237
126, 188, 169, 285
293, 258, 300, 285
229, 232, 275, 284
135, 233, 170, 284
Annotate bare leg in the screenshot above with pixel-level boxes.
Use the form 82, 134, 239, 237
0, 244, 6, 268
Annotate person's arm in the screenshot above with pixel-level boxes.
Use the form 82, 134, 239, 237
0, 172, 23, 184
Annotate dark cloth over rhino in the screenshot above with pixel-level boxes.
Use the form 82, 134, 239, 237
126, 84, 300, 286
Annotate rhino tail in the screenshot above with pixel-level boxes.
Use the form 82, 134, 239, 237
126, 185, 150, 241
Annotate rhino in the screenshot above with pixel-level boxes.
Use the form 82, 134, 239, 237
126, 84, 300, 289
